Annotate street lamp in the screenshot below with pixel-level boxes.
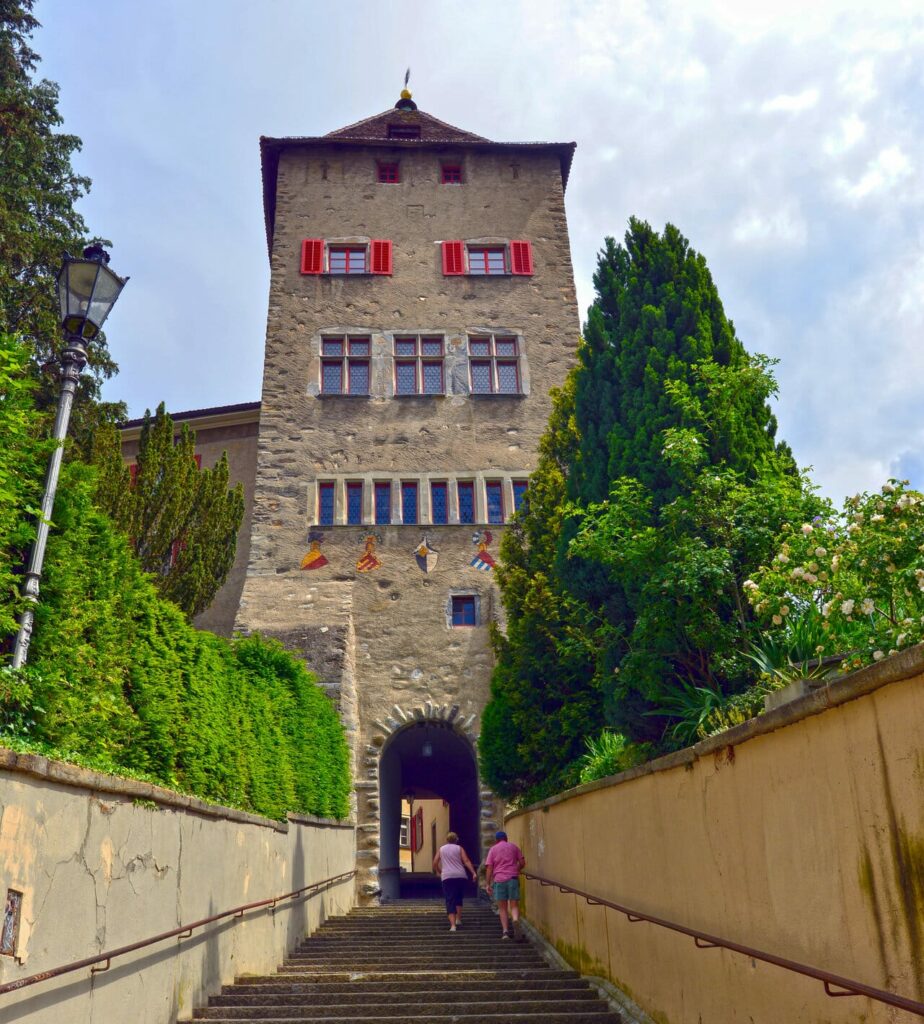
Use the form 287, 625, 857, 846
11, 246, 128, 669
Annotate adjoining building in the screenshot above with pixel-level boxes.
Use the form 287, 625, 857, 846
122, 91, 579, 901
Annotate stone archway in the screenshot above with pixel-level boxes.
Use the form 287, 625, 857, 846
356, 701, 501, 902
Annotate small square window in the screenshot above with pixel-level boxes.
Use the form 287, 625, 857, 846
441, 164, 463, 184
347, 482, 363, 525
395, 338, 417, 357
399, 816, 410, 847
421, 338, 443, 357
378, 162, 400, 183
494, 338, 518, 357
349, 338, 370, 356
469, 247, 506, 275
469, 339, 491, 357
329, 247, 367, 274
322, 338, 344, 357
451, 595, 477, 627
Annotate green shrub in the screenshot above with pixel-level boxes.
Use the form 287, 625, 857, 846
4, 462, 350, 820
578, 730, 650, 784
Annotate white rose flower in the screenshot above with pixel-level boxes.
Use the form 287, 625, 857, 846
822, 601, 833, 618
848, 524, 860, 533
841, 599, 855, 616
814, 547, 827, 558
780, 605, 790, 616
873, 650, 885, 661
897, 633, 907, 646
860, 598, 875, 615
871, 514, 885, 523
772, 614, 783, 625
801, 524, 814, 535
882, 483, 895, 493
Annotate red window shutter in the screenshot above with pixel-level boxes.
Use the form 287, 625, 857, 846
194, 453, 202, 469
510, 240, 533, 276
129, 463, 138, 486
442, 240, 464, 275
300, 238, 324, 274
409, 812, 417, 851
370, 239, 393, 275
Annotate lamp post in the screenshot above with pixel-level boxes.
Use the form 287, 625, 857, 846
11, 246, 128, 669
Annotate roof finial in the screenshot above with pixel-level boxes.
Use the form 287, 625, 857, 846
395, 69, 417, 111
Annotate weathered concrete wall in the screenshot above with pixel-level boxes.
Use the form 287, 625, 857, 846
506, 646, 924, 1024
0, 750, 354, 1024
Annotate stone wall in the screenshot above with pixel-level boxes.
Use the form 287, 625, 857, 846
506, 646, 924, 1024
236, 136, 580, 896
0, 750, 354, 1024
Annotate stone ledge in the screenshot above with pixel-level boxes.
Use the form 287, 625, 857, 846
508, 643, 924, 819
0, 747, 351, 833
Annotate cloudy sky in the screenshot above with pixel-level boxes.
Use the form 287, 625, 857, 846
35, 0, 924, 502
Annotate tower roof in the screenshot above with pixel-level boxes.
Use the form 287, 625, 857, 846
259, 103, 576, 256
324, 106, 489, 144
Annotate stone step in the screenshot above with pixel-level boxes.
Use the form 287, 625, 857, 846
195, 999, 613, 1019
192, 1015, 621, 1024
265, 969, 580, 984
211, 990, 601, 1007
228, 979, 588, 994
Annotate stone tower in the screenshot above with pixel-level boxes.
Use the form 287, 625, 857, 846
236, 92, 579, 900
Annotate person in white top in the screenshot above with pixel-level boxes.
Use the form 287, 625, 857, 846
432, 831, 477, 931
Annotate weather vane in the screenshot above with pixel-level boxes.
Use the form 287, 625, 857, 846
404, 67, 411, 90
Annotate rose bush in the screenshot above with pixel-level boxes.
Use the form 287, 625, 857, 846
745, 481, 924, 670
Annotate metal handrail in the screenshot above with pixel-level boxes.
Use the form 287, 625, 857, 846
524, 871, 924, 1017
0, 869, 355, 997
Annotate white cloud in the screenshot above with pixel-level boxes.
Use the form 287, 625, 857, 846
824, 114, 867, 155
761, 88, 820, 113
731, 205, 808, 247
838, 145, 913, 200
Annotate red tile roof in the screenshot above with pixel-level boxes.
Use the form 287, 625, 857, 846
325, 107, 488, 144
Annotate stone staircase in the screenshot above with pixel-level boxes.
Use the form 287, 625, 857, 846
184, 899, 623, 1022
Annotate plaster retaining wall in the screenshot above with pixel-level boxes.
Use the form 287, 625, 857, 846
506, 644, 924, 1024
0, 750, 355, 1024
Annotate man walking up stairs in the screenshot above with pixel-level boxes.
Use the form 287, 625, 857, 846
183, 900, 623, 1022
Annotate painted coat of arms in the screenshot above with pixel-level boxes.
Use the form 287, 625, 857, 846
470, 530, 496, 571
414, 535, 439, 573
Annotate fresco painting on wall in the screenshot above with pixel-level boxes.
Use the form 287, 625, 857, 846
300, 535, 329, 570
414, 536, 439, 573
470, 530, 495, 572
357, 534, 382, 572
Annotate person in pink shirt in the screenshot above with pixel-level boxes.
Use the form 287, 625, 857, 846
483, 830, 526, 940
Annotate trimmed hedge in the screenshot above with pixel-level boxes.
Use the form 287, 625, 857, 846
9, 462, 350, 821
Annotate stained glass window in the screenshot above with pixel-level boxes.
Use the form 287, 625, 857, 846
431, 482, 448, 524
458, 482, 475, 524
486, 481, 504, 524
347, 482, 363, 525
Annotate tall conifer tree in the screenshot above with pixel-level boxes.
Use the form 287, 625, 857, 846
481, 221, 816, 799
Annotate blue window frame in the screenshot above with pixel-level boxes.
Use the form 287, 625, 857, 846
347, 482, 363, 525
319, 482, 335, 525
375, 482, 391, 525
486, 481, 504, 524
402, 481, 418, 524
431, 482, 448, 524
451, 595, 476, 627
512, 480, 528, 513
458, 482, 475, 524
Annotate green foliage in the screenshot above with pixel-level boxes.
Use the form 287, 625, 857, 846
0, 2, 123, 437
578, 730, 650, 785
746, 480, 924, 672
481, 222, 817, 800
0, 332, 45, 638
93, 404, 245, 619
1, 459, 349, 819
744, 606, 835, 683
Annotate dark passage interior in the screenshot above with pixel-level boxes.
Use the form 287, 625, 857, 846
379, 721, 481, 900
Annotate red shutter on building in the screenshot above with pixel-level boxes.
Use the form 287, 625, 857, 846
129, 464, 138, 486
409, 811, 417, 851
370, 239, 393, 275
510, 240, 534, 275
415, 808, 424, 852
194, 454, 202, 469
442, 240, 464, 275
300, 238, 324, 274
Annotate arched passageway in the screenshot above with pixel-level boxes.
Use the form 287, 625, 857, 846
378, 721, 480, 900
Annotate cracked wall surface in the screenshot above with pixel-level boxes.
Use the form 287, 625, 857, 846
0, 754, 354, 1024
